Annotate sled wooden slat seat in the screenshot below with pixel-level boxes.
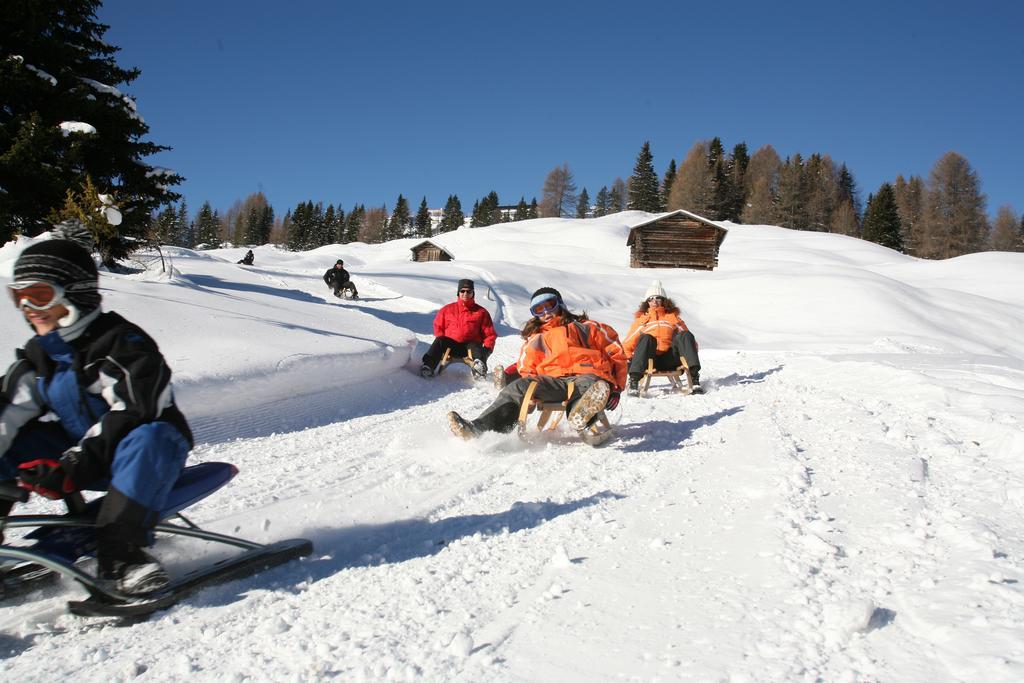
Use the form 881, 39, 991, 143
437, 347, 475, 375
640, 356, 693, 396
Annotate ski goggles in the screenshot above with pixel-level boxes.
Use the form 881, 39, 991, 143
8, 280, 67, 310
530, 295, 560, 318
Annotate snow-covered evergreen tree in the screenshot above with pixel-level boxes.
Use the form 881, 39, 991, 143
0, 0, 182, 260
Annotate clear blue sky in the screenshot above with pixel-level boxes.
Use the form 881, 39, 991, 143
98, 0, 1023, 220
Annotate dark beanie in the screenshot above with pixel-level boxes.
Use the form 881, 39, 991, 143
457, 278, 475, 292
13, 239, 101, 313
531, 286, 561, 302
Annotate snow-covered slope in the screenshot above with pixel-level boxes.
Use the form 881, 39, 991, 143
1, 214, 1022, 682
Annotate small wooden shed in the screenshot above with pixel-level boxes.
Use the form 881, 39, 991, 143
410, 240, 454, 262
626, 210, 728, 270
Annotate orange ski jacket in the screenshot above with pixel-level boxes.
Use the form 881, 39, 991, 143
622, 307, 690, 357
516, 318, 627, 390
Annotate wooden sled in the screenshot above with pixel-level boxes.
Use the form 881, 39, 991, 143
516, 379, 613, 447
640, 356, 693, 396
437, 347, 481, 379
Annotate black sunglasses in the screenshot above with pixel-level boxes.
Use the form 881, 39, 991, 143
459, 289, 474, 294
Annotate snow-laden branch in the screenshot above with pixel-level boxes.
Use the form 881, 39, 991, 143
79, 77, 143, 123
7, 55, 57, 86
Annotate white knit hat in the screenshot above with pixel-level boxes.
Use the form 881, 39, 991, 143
644, 280, 667, 299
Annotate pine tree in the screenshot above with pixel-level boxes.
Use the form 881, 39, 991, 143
894, 174, 925, 256
628, 141, 661, 212
0, 1, 183, 260
804, 154, 839, 232
540, 164, 577, 217
194, 201, 220, 249
707, 137, 730, 220
285, 201, 308, 251
363, 205, 387, 243
861, 183, 903, 251
150, 205, 177, 245
514, 197, 530, 222
836, 164, 861, 222
528, 198, 539, 219
576, 188, 590, 218
775, 154, 808, 230
594, 187, 611, 217
483, 191, 502, 225
175, 200, 193, 247
385, 194, 410, 240
667, 142, 714, 215
660, 160, 677, 213
414, 197, 432, 237
439, 195, 464, 233
723, 143, 749, 222
741, 145, 781, 224
342, 204, 364, 243
917, 152, 988, 259
322, 205, 336, 245
609, 178, 628, 213
990, 205, 1021, 252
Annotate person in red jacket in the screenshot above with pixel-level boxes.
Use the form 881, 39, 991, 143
420, 279, 496, 379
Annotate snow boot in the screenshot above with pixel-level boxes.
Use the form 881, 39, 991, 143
98, 540, 169, 595
690, 369, 704, 394
492, 366, 508, 389
626, 375, 641, 397
95, 488, 168, 595
420, 364, 434, 378
471, 359, 487, 380
447, 411, 480, 440
567, 381, 610, 432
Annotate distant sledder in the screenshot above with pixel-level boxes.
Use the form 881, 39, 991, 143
324, 259, 358, 300
447, 287, 625, 446
622, 280, 704, 396
237, 249, 254, 265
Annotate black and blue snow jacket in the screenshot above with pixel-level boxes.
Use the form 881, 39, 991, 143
0, 310, 193, 488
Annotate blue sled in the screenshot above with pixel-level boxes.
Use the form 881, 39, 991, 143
0, 462, 313, 617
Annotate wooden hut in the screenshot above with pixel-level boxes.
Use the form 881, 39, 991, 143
410, 240, 454, 262
626, 210, 728, 270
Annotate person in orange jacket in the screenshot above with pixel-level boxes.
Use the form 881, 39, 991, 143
421, 279, 496, 379
448, 287, 626, 438
621, 280, 703, 395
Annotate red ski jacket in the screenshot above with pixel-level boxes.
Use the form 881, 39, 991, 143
433, 300, 496, 349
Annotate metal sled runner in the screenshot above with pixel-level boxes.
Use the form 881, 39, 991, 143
0, 462, 313, 618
